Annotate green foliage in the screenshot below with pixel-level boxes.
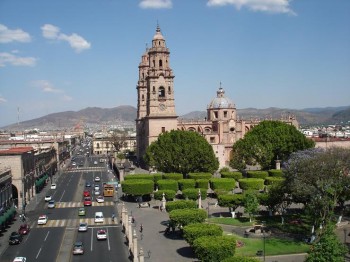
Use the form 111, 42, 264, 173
221, 171, 243, 180
218, 194, 244, 209
246, 170, 269, 179
264, 177, 285, 185
238, 178, 265, 190
188, 172, 212, 180
243, 191, 259, 222
210, 178, 236, 191
124, 174, 154, 181
144, 130, 219, 174
268, 169, 283, 177
182, 188, 207, 200
230, 120, 315, 170
157, 179, 178, 191
117, 152, 125, 160
163, 173, 183, 180
220, 167, 230, 173
165, 200, 197, 212
153, 190, 176, 201
183, 223, 223, 246
153, 173, 163, 183
193, 235, 236, 262
178, 179, 196, 190
195, 179, 209, 189
306, 224, 347, 262
121, 179, 154, 196
222, 257, 261, 262
169, 208, 207, 227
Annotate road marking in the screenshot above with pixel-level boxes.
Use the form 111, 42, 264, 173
107, 227, 111, 251
36, 247, 42, 259
44, 231, 50, 241
58, 190, 65, 202
91, 227, 94, 252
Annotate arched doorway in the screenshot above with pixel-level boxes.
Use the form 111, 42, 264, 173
12, 185, 19, 207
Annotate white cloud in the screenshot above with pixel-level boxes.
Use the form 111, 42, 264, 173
0, 95, 7, 103
41, 24, 91, 53
139, 0, 172, 9
0, 52, 37, 67
207, 0, 295, 15
62, 95, 73, 101
0, 24, 31, 43
31, 80, 63, 93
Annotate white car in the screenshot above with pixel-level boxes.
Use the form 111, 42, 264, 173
44, 195, 52, 202
78, 222, 88, 232
94, 161, 98, 165
96, 196, 104, 203
37, 215, 48, 225
50, 184, 56, 190
96, 229, 107, 240
94, 177, 100, 182
94, 190, 100, 196
94, 185, 100, 191
13, 258, 27, 262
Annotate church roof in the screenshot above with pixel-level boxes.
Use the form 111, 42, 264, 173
153, 24, 164, 40
208, 87, 235, 109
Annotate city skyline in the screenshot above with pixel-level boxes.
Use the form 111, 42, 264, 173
0, 0, 349, 127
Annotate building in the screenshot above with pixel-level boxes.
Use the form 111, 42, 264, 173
0, 164, 14, 228
136, 26, 298, 168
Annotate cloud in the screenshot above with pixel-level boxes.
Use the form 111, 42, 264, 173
0, 52, 37, 67
62, 95, 73, 101
139, 0, 172, 9
32, 80, 63, 93
0, 95, 7, 103
0, 24, 31, 43
207, 0, 295, 15
41, 24, 91, 53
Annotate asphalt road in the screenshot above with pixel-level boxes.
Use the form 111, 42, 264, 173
1, 155, 129, 262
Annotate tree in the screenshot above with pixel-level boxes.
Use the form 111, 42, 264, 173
183, 223, 223, 246
243, 191, 259, 222
306, 224, 347, 262
283, 147, 350, 229
144, 130, 219, 174
110, 130, 128, 152
230, 120, 315, 170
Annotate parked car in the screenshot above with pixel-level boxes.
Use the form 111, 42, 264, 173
18, 224, 30, 235
72, 241, 84, 255
9, 232, 23, 245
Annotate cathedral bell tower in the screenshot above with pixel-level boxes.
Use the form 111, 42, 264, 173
136, 25, 178, 163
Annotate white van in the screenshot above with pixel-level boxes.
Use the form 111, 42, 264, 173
94, 212, 104, 223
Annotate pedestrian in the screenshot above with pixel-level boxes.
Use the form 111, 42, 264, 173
112, 212, 115, 222
131, 216, 135, 223
148, 202, 151, 208
140, 223, 143, 233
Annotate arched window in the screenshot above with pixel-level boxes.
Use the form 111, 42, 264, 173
159, 59, 163, 67
153, 86, 156, 92
168, 86, 171, 93
142, 94, 144, 101
158, 86, 165, 97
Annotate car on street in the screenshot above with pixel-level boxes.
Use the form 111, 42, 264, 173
18, 224, 30, 235
96, 196, 104, 203
94, 161, 98, 165
44, 195, 52, 202
83, 190, 90, 197
78, 207, 86, 216
13, 257, 26, 262
72, 162, 76, 166
84, 197, 92, 206
48, 200, 55, 209
50, 183, 56, 189
96, 229, 107, 240
94, 212, 104, 223
78, 222, 88, 232
37, 215, 48, 225
94, 176, 100, 182
85, 182, 91, 187
9, 232, 23, 245
94, 190, 100, 196
94, 185, 100, 191
72, 241, 84, 255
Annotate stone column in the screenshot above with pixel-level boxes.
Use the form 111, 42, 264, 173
198, 189, 202, 209
119, 168, 125, 182
275, 159, 281, 170
133, 229, 138, 262
161, 192, 166, 211
138, 247, 144, 262
128, 217, 133, 250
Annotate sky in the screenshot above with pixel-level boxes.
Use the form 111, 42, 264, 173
0, 0, 349, 127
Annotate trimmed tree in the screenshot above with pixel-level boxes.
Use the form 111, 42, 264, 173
183, 223, 223, 246
218, 194, 244, 213
243, 191, 259, 222
182, 188, 207, 201
153, 190, 176, 201
169, 209, 207, 227
178, 179, 196, 191
166, 200, 197, 212
157, 179, 178, 191
121, 179, 154, 196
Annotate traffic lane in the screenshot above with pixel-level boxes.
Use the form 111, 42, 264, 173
42, 205, 77, 220
33, 227, 65, 261
58, 172, 83, 202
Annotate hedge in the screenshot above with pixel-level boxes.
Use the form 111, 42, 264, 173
121, 179, 154, 195
246, 171, 269, 179
166, 200, 197, 212
193, 235, 236, 262
153, 173, 163, 182
196, 179, 209, 189
238, 178, 264, 190
222, 257, 261, 262
153, 190, 176, 201
157, 179, 178, 191
264, 177, 285, 185
210, 178, 236, 191
178, 179, 196, 191
268, 169, 284, 177
218, 194, 244, 209
169, 208, 207, 227
163, 173, 183, 180
188, 172, 212, 180
183, 223, 223, 246
221, 171, 243, 180
124, 174, 154, 181
182, 188, 207, 201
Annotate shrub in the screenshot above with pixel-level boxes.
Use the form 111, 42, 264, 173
124, 174, 154, 181
153, 190, 176, 201
210, 178, 236, 191
169, 209, 207, 227
238, 178, 264, 190
182, 188, 207, 200
121, 179, 154, 195
163, 173, 183, 180
178, 179, 196, 191
221, 171, 243, 180
166, 200, 197, 212
268, 169, 283, 177
183, 223, 223, 246
193, 235, 236, 262
222, 257, 261, 262
220, 167, 230, 173
264, 177, 285, 185
188, 172, 212, 180
218, 194, 244, 209
196, 179, 209, 189
246, 171, 269, 179
153, 173, 163, 183
157, 179, 178, 191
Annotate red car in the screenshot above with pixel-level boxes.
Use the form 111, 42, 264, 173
84, 197, 92, 206
18, 224, 30, 235
83, 190, 90, 197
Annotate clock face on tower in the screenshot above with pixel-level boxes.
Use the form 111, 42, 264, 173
159, 103, 166, 111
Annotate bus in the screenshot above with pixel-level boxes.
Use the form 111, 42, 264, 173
103, 184, 114, 197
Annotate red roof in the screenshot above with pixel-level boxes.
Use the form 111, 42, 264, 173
0, 147, 34, 155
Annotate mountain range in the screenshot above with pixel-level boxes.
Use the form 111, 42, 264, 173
2, 105, 350, 131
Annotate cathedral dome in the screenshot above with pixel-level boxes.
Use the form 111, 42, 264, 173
208, 87, 235, 109
153, 24, 164, 40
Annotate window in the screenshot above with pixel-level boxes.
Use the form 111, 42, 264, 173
168, 86, 171, 93
158, 86, 165, 97
142, 94, 144, 101
214, 111, 218, 119
97, 143, 100, 148
162, 127, 165, 133
224, 111, 228, 118
210, 137, 215, 143
153, 86, 156, 93
153, 60, 155, 67
159, 59, 163, 67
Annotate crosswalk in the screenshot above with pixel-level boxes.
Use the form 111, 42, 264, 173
66, 167, 106, 172
35, 217, 118, 228
54, 201, 114, 208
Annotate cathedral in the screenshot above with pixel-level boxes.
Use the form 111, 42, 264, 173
136, 26, 298, 168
